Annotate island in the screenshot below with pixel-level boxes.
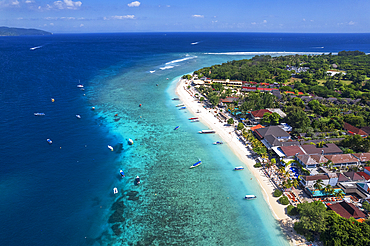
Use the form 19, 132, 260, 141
177, 50, 370, 246
0, 26, 52, 36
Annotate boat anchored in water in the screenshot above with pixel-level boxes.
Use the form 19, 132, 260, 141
198, 130, 216, 134
120, 170, 125, 177
213, 141, 223, 145
76, 114, 81, 119
179, 106, 186, 110
189, 117, 198, 120
128, 139, 134, 145
191, 119, 199, 122
234, 166, 244, 171
244, 195, 257, 200
190, 160, 202, 169
47, 139, 52, 144
34, 113, 45, 116
108, 145, 114, 151
113, 187, 118, 194
135, 176, 140, 185
174, 126, 180, 130
172, 97, 180, 100
176, 104, 184, 107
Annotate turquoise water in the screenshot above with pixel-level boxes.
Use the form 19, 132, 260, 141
6, 33, 370, 245
86, 53, 289, 245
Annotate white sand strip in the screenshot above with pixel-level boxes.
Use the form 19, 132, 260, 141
176, 79, 307, 246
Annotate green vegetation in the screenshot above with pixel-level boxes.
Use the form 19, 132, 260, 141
287, 205, 298, 216
237, 122, 244, 130
279, 196, 290, 205
362, 201, 370, 212
273, 189, 283, 197
227, 118, 234, 124
253, 162, 262, 168
0, 26, 52, 36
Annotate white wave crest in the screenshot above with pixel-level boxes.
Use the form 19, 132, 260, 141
30, 46, 42, 50
159, 65, 175, 70
165, 56, 197, 65
204, 51, 326, 55
149, 70, 156, 73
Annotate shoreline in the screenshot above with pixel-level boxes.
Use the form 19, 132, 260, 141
175, 78, 307, 246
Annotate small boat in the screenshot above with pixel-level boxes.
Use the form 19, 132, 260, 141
113, 187, 118, 194
179, 106, 186, 110
77, 84, 84, 88
190, 160, 202, 169
176, 104, 185, 107
135, 176, 140, 185
120, 170, 125, 177
213, 141, 223, 145
172, 97, 180, 100
189, 117, 198, 120
128, 139, 134, 145
139, 104, 142, 107
91, 107, 95, 110
234, 166, 244, 171
76, 114, 81, 119
51, 98, 55, 102
174, 126, 180, 130
198, 130, 216, 134
244, 195, 257, 200
108, 145, 114, 151
47, 139, 52, 144
34, 113, 45, 116
196, 110, 201, 113
191, 119, 199, 122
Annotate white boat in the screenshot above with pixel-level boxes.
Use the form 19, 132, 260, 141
213, 141, 223, 145
77, 84, 84, 88
120, 170, 125, 177
176, 104, 184, 107
128, 139, 134, 145
244, 195, 257, 200
34, 113, 45, 116
198, 130, 216, 134
76, 114, 81, 119
135, 176, 140, 185
191, 119, 199, 122
190, 160, 202, 169
234, 166, 244, 171
113, 187, 118, 194
108, 145, 114, 151
47, 139, 52, 144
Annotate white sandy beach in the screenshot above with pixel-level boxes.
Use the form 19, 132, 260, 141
176, 79, 307, 246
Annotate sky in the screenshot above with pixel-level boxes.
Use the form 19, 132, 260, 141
1, 0, 369, 33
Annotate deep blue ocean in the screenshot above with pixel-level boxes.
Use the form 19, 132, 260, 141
1, 33, 370, 246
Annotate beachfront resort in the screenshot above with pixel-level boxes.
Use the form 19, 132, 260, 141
178, 51, 370, 245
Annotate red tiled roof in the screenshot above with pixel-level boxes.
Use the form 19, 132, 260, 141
251, 124, 265, 131
303, 174, 329, 181
301, 143, 342, 155
257, 88, 279, 91
279, 146, 305, 157
251, 109, 272, 118
357, 172, 370, 180
365, 167, 370, 172
327, 201, 366, 219
285, 91, 295, 94
298, 92, 304, 95
242, 86, 257, 90
353, 153, 370, 162
325, 154, 359, 164
344, 122, 368, 136
220, 97, 239, 103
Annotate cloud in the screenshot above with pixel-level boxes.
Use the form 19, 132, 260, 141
53, 0, 82, 10
79, 24, 84, 27
25, 0, 33, 3
251, 22, 256, 25
263, 20, 267, 23
302, 18, 306, 21
192, 15, 204, 18
348, 21, 355, 25
104, 15, 135, 20
127, 1, 140, 7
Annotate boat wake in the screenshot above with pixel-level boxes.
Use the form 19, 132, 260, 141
165, 56, 197, 65
30, 46, 42, 51
191, 41, 200, 45
159, 65, 175, 70
149, 70, 156, 73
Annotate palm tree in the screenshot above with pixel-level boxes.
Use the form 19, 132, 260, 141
292, 178, 299, 189
314, 179, 324, 190
279, 166, 286, 175
261, 152, 268, 165
336, 190, 345, 199
324, 184, 332, 195
283, 179, 293, 190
